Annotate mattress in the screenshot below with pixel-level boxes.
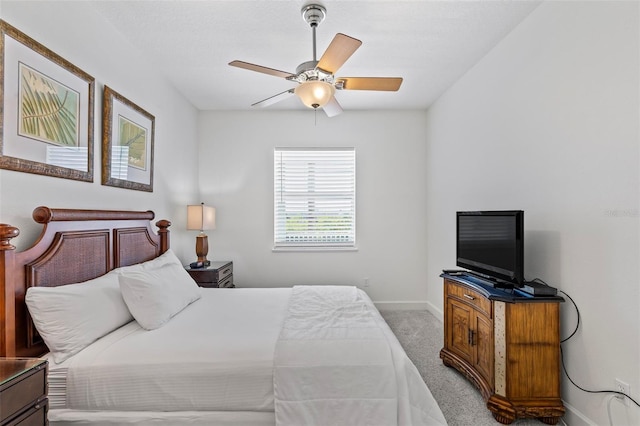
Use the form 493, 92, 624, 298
54, 288, 291, 412
48, 409, 276, 426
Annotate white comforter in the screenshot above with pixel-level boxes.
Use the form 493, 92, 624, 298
62, 288, 291, 412
274, 286, 447, 426
50, 286, 446, 426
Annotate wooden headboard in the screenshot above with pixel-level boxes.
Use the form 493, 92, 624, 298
0, 206, 171, 357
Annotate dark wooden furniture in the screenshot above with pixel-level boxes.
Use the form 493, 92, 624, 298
186, 261, 234, 288
0, 207, 171, 357
440, 273, 565, 425
0, 358, 48, 425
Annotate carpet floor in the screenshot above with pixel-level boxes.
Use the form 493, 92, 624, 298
380, 309, 552, 426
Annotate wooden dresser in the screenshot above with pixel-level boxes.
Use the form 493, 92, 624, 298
0, 358, 48, 426
440, 274, 565, 424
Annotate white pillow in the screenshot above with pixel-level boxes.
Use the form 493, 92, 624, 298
112, 249, 184, 275
25, 271, 133, 364
118, 261, 201, 330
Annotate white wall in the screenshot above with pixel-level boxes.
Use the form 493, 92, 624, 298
0, 1, 199, 258
425, 2, 639, 425
198, 110, 429, 305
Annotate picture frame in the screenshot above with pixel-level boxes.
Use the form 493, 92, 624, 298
0, 20, 95, 181
102, 86, 154, 192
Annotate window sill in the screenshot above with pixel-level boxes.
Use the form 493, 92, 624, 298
272, 246, 359, 253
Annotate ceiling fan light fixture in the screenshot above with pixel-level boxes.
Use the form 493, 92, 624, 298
229, 3, 402, 117
294, 80, 335, 109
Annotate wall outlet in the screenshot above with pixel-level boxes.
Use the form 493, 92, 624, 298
363, 277, 370, 288
615, 378, 630, 407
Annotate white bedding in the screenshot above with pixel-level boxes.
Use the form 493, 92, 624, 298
48, 286, 447, 426
56, 288, 290, 412
274, 285, 398, 425
274, 286, 447, 426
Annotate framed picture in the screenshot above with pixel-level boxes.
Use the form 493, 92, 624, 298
102, 86, 154, 192
0, 20, 94, 181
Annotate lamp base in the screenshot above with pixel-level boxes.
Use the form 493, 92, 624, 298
195, 234, 210, 266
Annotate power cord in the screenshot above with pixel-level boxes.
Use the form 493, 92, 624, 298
530, 278, 640, 408
559, 346, 640, 407
607, 394, 619, 426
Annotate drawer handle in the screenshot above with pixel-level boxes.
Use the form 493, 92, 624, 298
463, 294, 475, 300
222, 268, 231, 275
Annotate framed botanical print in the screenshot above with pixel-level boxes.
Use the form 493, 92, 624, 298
102, 86, 154, 192
0, 20, 94, 181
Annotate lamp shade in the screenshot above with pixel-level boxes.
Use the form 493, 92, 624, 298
294, 81, 335, 109
187, 204, 216, 231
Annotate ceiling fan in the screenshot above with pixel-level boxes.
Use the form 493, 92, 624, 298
229, 4, 403, 117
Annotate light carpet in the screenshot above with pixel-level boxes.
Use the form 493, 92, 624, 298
380, 309, 553, 426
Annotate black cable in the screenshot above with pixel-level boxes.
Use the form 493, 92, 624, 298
558, 290, 579, 343
530, 277, 640, 408
560, 346, 640, 408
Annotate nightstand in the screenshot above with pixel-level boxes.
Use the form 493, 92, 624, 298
0, 358, 48, 426
185, 261, 234, 288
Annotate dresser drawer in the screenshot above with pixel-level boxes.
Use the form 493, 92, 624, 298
0, 365, 47, 425
445, 280, 492, 318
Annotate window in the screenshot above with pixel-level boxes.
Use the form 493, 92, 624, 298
274, 148, 356, 249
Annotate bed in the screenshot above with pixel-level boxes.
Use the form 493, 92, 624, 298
0, 206, 447, 426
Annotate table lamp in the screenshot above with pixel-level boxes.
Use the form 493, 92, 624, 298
187, 203, 216, 266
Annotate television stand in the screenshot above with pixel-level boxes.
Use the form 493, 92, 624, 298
439, 273, 565, 424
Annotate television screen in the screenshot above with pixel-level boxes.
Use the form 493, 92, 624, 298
456, 210, 524, 286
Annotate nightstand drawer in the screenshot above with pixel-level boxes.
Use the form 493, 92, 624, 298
0, 363, 47, 425
217, 263, 232, 281
218, 274, 234, 288
4, 398, 47, 426
186, 261, 233, 288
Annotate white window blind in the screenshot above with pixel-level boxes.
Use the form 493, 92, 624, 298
274, 148, 355, 248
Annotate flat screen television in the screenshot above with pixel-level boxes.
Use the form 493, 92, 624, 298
456, 210, 524, 286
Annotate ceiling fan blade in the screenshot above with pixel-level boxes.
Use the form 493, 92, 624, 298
323, 96, 343, 118
251, 89, 295, 108
337, 77, 403, 91
229, 60, 295, 79
316, 33, 362, 75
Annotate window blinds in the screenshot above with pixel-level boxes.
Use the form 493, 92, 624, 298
274, 148, 356, 248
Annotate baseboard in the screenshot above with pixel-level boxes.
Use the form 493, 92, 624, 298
374, 301, 429, 311
374, 300, 445, 321
561, 400, 597, 426
425, 300, 444, 322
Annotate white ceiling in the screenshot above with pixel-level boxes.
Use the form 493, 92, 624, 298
90, 0, 541, 112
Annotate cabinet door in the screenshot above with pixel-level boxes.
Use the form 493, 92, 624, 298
447, 298, 474, 363
473, 312, 494, 389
